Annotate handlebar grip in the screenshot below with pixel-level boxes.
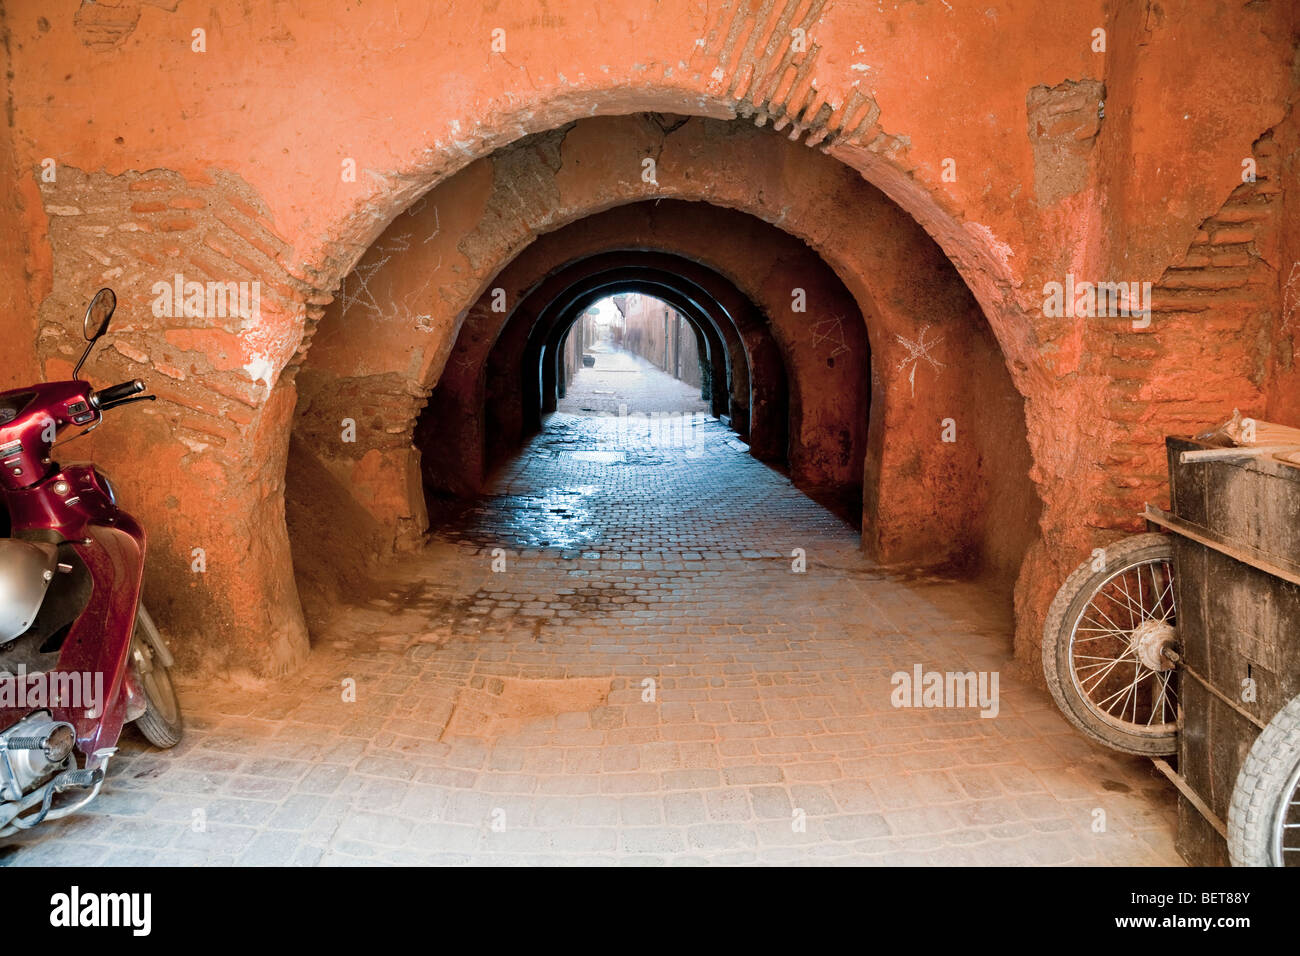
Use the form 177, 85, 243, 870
91, 379, 145, 408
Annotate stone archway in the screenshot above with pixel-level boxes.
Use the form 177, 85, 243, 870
293, 156, 1037, 643
519, 259, 779, 452
534, 275, 730, 424
31, 109, 1041, 679
293, 116, 1031, 568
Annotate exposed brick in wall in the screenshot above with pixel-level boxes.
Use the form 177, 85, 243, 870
31, 165, 315, 674
702, 0, 903, 157
71, 1, 143, 51
1089, 134, 1282, 533
36, 167, 309, 419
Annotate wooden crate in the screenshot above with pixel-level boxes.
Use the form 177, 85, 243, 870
1161, 436, 1300, 866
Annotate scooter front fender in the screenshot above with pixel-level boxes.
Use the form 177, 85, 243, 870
60, 516, 146, 765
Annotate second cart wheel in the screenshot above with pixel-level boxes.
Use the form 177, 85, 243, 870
1042, 533, 1179, 755
1228, 693, 1300, 867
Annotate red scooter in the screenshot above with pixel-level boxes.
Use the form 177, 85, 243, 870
0, 288, 181, 836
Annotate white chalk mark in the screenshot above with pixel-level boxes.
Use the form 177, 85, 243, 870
1282, 261, 1299, 332
810, 313, 851, 358
895, 325, 946, 398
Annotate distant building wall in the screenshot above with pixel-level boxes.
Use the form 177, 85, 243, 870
612, 295, 703, 389
560, 311, 597, 391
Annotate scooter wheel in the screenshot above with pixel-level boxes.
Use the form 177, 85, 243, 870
130, 606, 183, 749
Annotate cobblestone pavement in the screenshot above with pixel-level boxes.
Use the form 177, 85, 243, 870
560, 343, 712, 416
2, 356, 1181, 866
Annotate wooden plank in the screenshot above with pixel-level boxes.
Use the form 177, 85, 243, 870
1167, 437, 1207, 527
1201, 412, 1300, 448
1180, 444, 1300, 463
1152, 758, 1227, 840
1144, 505, 1300, 586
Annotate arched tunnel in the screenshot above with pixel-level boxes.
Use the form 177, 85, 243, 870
1, 0, 1294, 870
285, 118, 1042, 634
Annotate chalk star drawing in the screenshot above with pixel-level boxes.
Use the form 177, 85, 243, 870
338, 226, 441, 324
337, 253, 392, 318
895, 325, 945, 397
810, 313, 851, 359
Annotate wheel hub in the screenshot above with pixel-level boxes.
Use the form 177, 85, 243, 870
1131, 619, 1178, 671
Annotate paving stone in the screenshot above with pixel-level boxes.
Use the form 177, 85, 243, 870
823, 813, 892, 841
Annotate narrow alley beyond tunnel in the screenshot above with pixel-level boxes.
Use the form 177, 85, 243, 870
4, 355, 1179, 866
559, 343, 711, 416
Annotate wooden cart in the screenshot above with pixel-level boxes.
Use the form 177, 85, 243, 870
1142, 434, 1300, 866
1039, 416, 1300, 866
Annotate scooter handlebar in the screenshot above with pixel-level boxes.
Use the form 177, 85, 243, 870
91, 379, 145, 408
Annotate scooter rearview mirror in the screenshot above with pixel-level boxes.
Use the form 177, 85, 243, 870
83, 288, 116, 342
74, 288, 117, 380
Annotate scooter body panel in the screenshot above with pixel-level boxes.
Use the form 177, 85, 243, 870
0, 465, 146, 767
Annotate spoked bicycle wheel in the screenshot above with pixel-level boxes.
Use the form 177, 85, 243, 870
1042, 533, 1179, 755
